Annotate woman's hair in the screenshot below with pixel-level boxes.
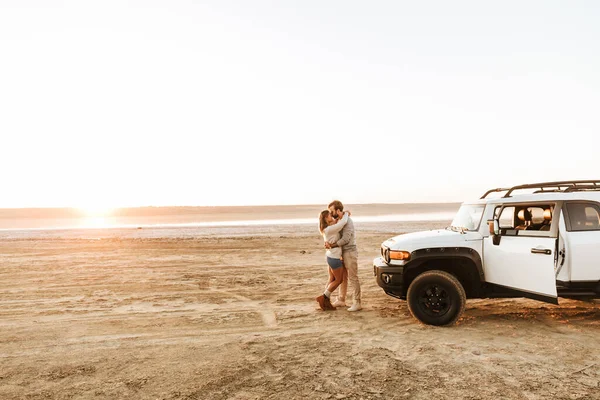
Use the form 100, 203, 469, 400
319, 210, 330, 233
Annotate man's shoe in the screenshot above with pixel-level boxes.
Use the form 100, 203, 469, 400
348, 302, 362, 312
331, 299, 347, 308
316, 295, 326, 310
324, 296, 336, 311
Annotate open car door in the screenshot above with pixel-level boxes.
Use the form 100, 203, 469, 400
483, 204, 559, 304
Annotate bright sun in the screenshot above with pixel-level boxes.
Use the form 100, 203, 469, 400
78, 205, 114, 228
79, 205, 114, 218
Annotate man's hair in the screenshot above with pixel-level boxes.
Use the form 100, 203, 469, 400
328, 200, 344, 212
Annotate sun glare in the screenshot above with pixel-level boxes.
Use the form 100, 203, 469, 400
80, 205, 113, 217
78, 205, 114, 228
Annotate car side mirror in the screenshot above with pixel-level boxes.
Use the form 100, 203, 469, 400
488, 219, 501, 245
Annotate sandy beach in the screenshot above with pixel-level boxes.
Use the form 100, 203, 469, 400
1, 217, 600, 399
4, 0, 599, 398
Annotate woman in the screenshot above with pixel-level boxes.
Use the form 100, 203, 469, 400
316, 209, 349, 311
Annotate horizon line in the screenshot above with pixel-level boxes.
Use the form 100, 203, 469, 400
0, 200, 464, 211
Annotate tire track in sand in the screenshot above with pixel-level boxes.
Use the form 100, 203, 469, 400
207, 287, 278, 328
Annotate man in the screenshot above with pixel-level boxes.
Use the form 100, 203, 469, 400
325, 200, 362, 311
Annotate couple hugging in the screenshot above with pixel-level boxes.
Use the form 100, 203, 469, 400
316, 200, 362, 312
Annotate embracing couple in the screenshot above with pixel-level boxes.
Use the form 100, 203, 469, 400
316, 200, 362, 312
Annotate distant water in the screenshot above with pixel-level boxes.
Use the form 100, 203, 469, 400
143, 212, 456, 228
0, 211, 456, 239
0, 211, 455, 231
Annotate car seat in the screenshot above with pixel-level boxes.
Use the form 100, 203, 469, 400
516, 209, 532, 230
539, 209, 552, 231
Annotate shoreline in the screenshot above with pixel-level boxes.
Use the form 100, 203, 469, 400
0, 212, 456, 233
0, 203, 461, 231
0, 219, 454, 240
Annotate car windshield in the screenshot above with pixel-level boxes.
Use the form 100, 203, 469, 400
450, 204, 485, 231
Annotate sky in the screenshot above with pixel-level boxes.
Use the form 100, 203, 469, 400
1, 1, 599, 208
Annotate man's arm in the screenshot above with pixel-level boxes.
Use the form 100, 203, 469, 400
336, 218, 354, 248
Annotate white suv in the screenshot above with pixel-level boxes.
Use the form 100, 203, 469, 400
373, 180, 600, 326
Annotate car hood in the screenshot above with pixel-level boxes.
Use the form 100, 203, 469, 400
383, 229, 483, 252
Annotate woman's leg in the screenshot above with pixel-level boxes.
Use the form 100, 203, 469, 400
331, 267, 348, 307
326, 266, 345, 294
318, 265, 337, 310
318, 258, 344, 310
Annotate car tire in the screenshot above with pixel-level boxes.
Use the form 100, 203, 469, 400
407, 270, 466, 326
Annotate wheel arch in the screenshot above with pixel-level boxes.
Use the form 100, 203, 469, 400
403, 247, 484, 298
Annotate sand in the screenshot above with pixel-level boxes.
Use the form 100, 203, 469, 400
1, 221, 599, 399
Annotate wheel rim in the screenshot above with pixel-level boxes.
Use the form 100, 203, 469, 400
417, 284, 451, 317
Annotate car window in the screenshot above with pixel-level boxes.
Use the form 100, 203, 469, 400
451, 204, 485, 231
498, 206, 515, 229
566, 203, 600, 232
497, 204, 554, 236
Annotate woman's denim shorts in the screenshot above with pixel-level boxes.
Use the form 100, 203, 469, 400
327, 257, 344, 270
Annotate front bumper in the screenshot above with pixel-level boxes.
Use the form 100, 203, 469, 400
373, 256, 405, 299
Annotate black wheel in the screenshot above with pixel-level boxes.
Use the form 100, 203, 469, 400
407, 270, 466, 326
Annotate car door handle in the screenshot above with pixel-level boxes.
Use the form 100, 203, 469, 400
531, 248, 552, 255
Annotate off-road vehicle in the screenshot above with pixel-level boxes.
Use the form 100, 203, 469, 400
373, 180, 600, 325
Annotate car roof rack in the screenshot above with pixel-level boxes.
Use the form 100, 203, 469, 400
480, 188, 511, 199
480, 180, 600, 199
564, 184, 600, 193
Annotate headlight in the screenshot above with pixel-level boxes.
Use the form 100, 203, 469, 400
389, 250, 411, 261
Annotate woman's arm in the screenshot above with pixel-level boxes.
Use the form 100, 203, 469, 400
323, 212, 349, 236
